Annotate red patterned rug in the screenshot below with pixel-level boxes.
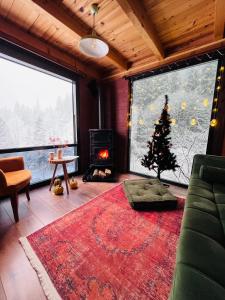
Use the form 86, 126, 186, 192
20, 184, 184, 300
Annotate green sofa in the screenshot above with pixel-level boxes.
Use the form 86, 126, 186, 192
170, 154, 225, 300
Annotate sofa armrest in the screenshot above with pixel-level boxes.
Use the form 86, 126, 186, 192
0, 157, 25, 173
0, 169, 7, 190
191, 154, 225, 178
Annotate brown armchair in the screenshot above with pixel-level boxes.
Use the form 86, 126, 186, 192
0, 156, 32, 222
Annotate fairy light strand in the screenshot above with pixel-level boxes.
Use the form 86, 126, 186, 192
211, 64, 224, 127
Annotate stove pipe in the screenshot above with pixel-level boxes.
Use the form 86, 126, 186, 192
97, 84, 102, 129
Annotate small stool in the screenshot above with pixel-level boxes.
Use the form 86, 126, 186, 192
49, 155, 79, 195
123, 178, 177, 210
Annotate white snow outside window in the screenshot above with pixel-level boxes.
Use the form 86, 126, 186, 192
129, 60, 218, 184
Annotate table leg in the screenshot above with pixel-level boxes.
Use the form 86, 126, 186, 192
49, 164, 58, 191
63, 163, 69, 195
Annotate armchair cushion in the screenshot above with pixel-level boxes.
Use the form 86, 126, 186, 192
5, 170, 32, 189
0, 156, 24, 173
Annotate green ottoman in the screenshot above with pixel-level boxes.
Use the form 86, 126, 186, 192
123, 179, 177, 210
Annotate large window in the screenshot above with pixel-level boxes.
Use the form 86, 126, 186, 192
0, 54, 77, 184
129, 60, 218, 184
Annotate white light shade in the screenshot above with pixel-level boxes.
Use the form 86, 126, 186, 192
79, 35, 109, 58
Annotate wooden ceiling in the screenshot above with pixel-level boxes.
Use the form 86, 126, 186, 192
0, 0, 225, 80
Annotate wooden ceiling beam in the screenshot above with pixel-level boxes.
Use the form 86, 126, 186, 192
214, 0, 225, 40
103, 37, 225, 81
32, 0, 128, 70
0, 16, 101, 79
116, 0, 164, 60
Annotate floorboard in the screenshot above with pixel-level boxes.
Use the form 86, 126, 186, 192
0, 173, 187, 300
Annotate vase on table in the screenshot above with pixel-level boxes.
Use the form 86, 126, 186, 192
57, 148, 63, 159
49, 152, 54, 161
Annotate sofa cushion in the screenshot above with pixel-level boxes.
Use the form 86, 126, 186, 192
200, 165, 225, 184
177, 229, 225, 287
189, 178, 212, 191
188, 185, 214, 201
170, 263, 225, 300
183, 208, 224, 244
186, 194, 218, 217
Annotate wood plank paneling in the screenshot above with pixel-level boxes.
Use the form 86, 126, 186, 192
104, 37, 225, 80
0, 0, 220, 79
0, 16, 101, 78
116, 0, 164, 60
214, 0, 225, 39
0, 0, 14, 18
32, 0, 128, 70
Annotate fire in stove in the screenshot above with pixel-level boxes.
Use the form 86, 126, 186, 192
98, 149, 109, 160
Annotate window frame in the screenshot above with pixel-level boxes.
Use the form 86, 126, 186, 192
127, 49, 225, 187
0, 38, 80, 187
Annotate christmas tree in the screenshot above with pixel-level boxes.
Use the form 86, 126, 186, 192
141, 95, 179, 180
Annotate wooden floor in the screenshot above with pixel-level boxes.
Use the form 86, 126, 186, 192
0, 174, 187, 300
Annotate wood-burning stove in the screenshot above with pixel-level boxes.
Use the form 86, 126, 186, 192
82, 129, 114, 182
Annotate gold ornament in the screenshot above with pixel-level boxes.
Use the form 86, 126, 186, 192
202, 98, 209, 107
217, 76, 221, 80
212, 108, 218, 113
210, 119, 218, 127
54, 178, 62, 186
53, 185, 64, 195
181, 101, 187, 110
214, 98, 218, 103
69, 177, 78, 189
191, 118, 197, 126
217, 86, 221, 91
128, 120, 132, 127
171, 118, 176, 125
220, 66, 224, 72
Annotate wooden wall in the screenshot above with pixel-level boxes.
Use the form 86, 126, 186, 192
102, 78, 130, 173
78, 78, 99, 173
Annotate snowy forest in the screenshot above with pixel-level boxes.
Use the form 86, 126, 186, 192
0, 96, 74, 149
129, 60, 218, 184
0, 56, 77, 183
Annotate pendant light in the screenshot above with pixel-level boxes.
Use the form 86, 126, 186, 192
79, 3, 109, 58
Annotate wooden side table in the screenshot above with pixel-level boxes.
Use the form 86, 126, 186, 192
49, 155, 79, 195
